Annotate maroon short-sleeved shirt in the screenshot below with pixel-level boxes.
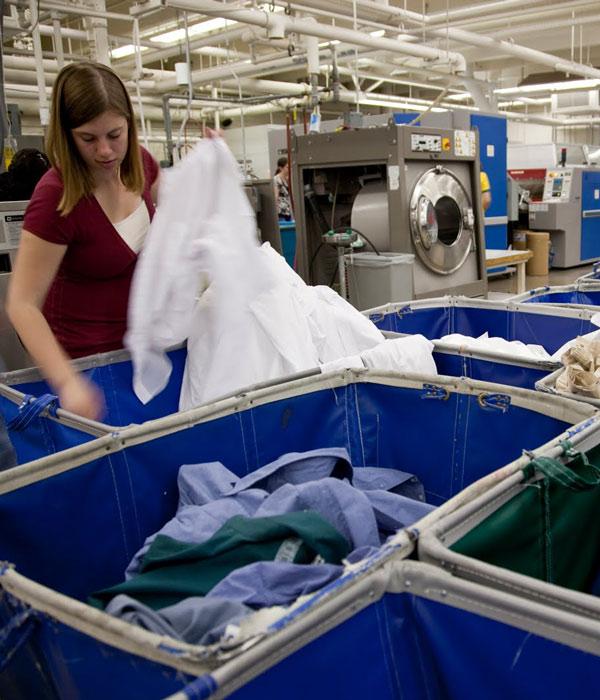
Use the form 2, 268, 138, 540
23, 148, 159, 358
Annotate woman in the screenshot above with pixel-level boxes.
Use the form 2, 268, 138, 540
273, 156, 292, 221
7, 61, 160, 420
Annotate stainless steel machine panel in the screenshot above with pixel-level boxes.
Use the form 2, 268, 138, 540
291, 123, 487, 300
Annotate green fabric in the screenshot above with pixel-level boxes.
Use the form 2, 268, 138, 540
90, 511, 351, 610
451, 445, 600, 593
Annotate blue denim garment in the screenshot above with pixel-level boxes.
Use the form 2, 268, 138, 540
253, 478, 381, 549
105, 594, 252, 645
207, 561, 343, 607
207, 546, 381, 608
126, 449, 433, 579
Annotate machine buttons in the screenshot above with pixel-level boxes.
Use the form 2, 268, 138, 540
411, 133, 442, 152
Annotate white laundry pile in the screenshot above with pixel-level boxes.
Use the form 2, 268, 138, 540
438, 332, 551, 361
319, 335, 437, 376
127, 138, 423, 411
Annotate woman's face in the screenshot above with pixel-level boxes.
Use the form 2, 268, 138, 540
71, 110, 129, 177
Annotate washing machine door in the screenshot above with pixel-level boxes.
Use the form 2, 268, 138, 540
409, 166, 475, 275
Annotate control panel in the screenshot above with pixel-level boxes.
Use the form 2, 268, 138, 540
542, 169, 573, 202
411, 133, 442, 153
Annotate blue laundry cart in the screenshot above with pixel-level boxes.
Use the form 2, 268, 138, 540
367, 296, 594, 389
511, 282, 600, 309
0, 369, 596, 699
0, 346, 319, 465
415, 421, 600, 699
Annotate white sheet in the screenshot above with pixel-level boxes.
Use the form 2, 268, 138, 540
127, 139, 388, 410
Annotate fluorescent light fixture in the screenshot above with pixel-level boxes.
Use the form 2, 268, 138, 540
444, 92, 472, 102
318, 39, 341, 47
369, 29, 385, 38
495, 79, 600, 95
111, 44, 149, 59
151, 18, 235, 43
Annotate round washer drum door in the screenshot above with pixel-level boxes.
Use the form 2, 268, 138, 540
409, 166, 475, 275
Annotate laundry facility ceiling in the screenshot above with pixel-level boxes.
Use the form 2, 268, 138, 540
3, 0, 600, 140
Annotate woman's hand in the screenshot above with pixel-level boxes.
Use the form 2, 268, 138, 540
58, 374, 105, 421
203, 127, 224, 139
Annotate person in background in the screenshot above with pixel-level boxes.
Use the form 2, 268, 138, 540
6, 61, 160, 421
481, 170, 492, 213
274, 155, 292, 221
0, 148, 50, 201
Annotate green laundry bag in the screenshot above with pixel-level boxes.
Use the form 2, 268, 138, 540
451, 444, 600, 593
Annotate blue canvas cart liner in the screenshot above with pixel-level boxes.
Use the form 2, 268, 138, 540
415, 420, 600, 696
167, 559, 600, 700
0, 370, 596, 699
511, 282, 600, 309
0, 345, 187, 429
0, 346, 318, 465
366, 296, 592, 388
367, 296, 598, 355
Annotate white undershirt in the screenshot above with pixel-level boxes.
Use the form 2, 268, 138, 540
113, 199, 150, 254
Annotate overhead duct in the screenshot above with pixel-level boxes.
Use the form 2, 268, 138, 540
141, 0, 467, 93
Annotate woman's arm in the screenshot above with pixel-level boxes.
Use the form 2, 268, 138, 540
6, 230, 104, 419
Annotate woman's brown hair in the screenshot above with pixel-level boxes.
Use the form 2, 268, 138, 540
45, 61, 144, 215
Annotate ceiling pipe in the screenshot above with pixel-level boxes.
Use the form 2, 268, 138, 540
41, 0, 133, 22
284, 1, 398, 34
7, 90, 206, 122
3, 16, 147, 49
153, 52, 307, 92
440, 0, 600, 32
490, 13, 600, 39
4, 0, 132, 21
29, 0, 50, 125
115, 26, 247, 69
425, 27, 600, 80
213, 89, 567, 127
426, 0, 549, 24
51, 13, 65, 69
295, 0, 600, 82
2, 55, 61, 72
223, 77, 310, 97
4, 16, 88, 40
148, 0, 466, 73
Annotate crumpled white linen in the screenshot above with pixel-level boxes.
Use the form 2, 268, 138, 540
438, 332, 551, 361
127, 138, 386, 410
320, 335, 437, 376
550, 328, 600, 362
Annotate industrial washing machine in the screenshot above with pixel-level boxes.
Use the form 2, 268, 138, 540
290, 122, 487, 299
528, 166, 600, 268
